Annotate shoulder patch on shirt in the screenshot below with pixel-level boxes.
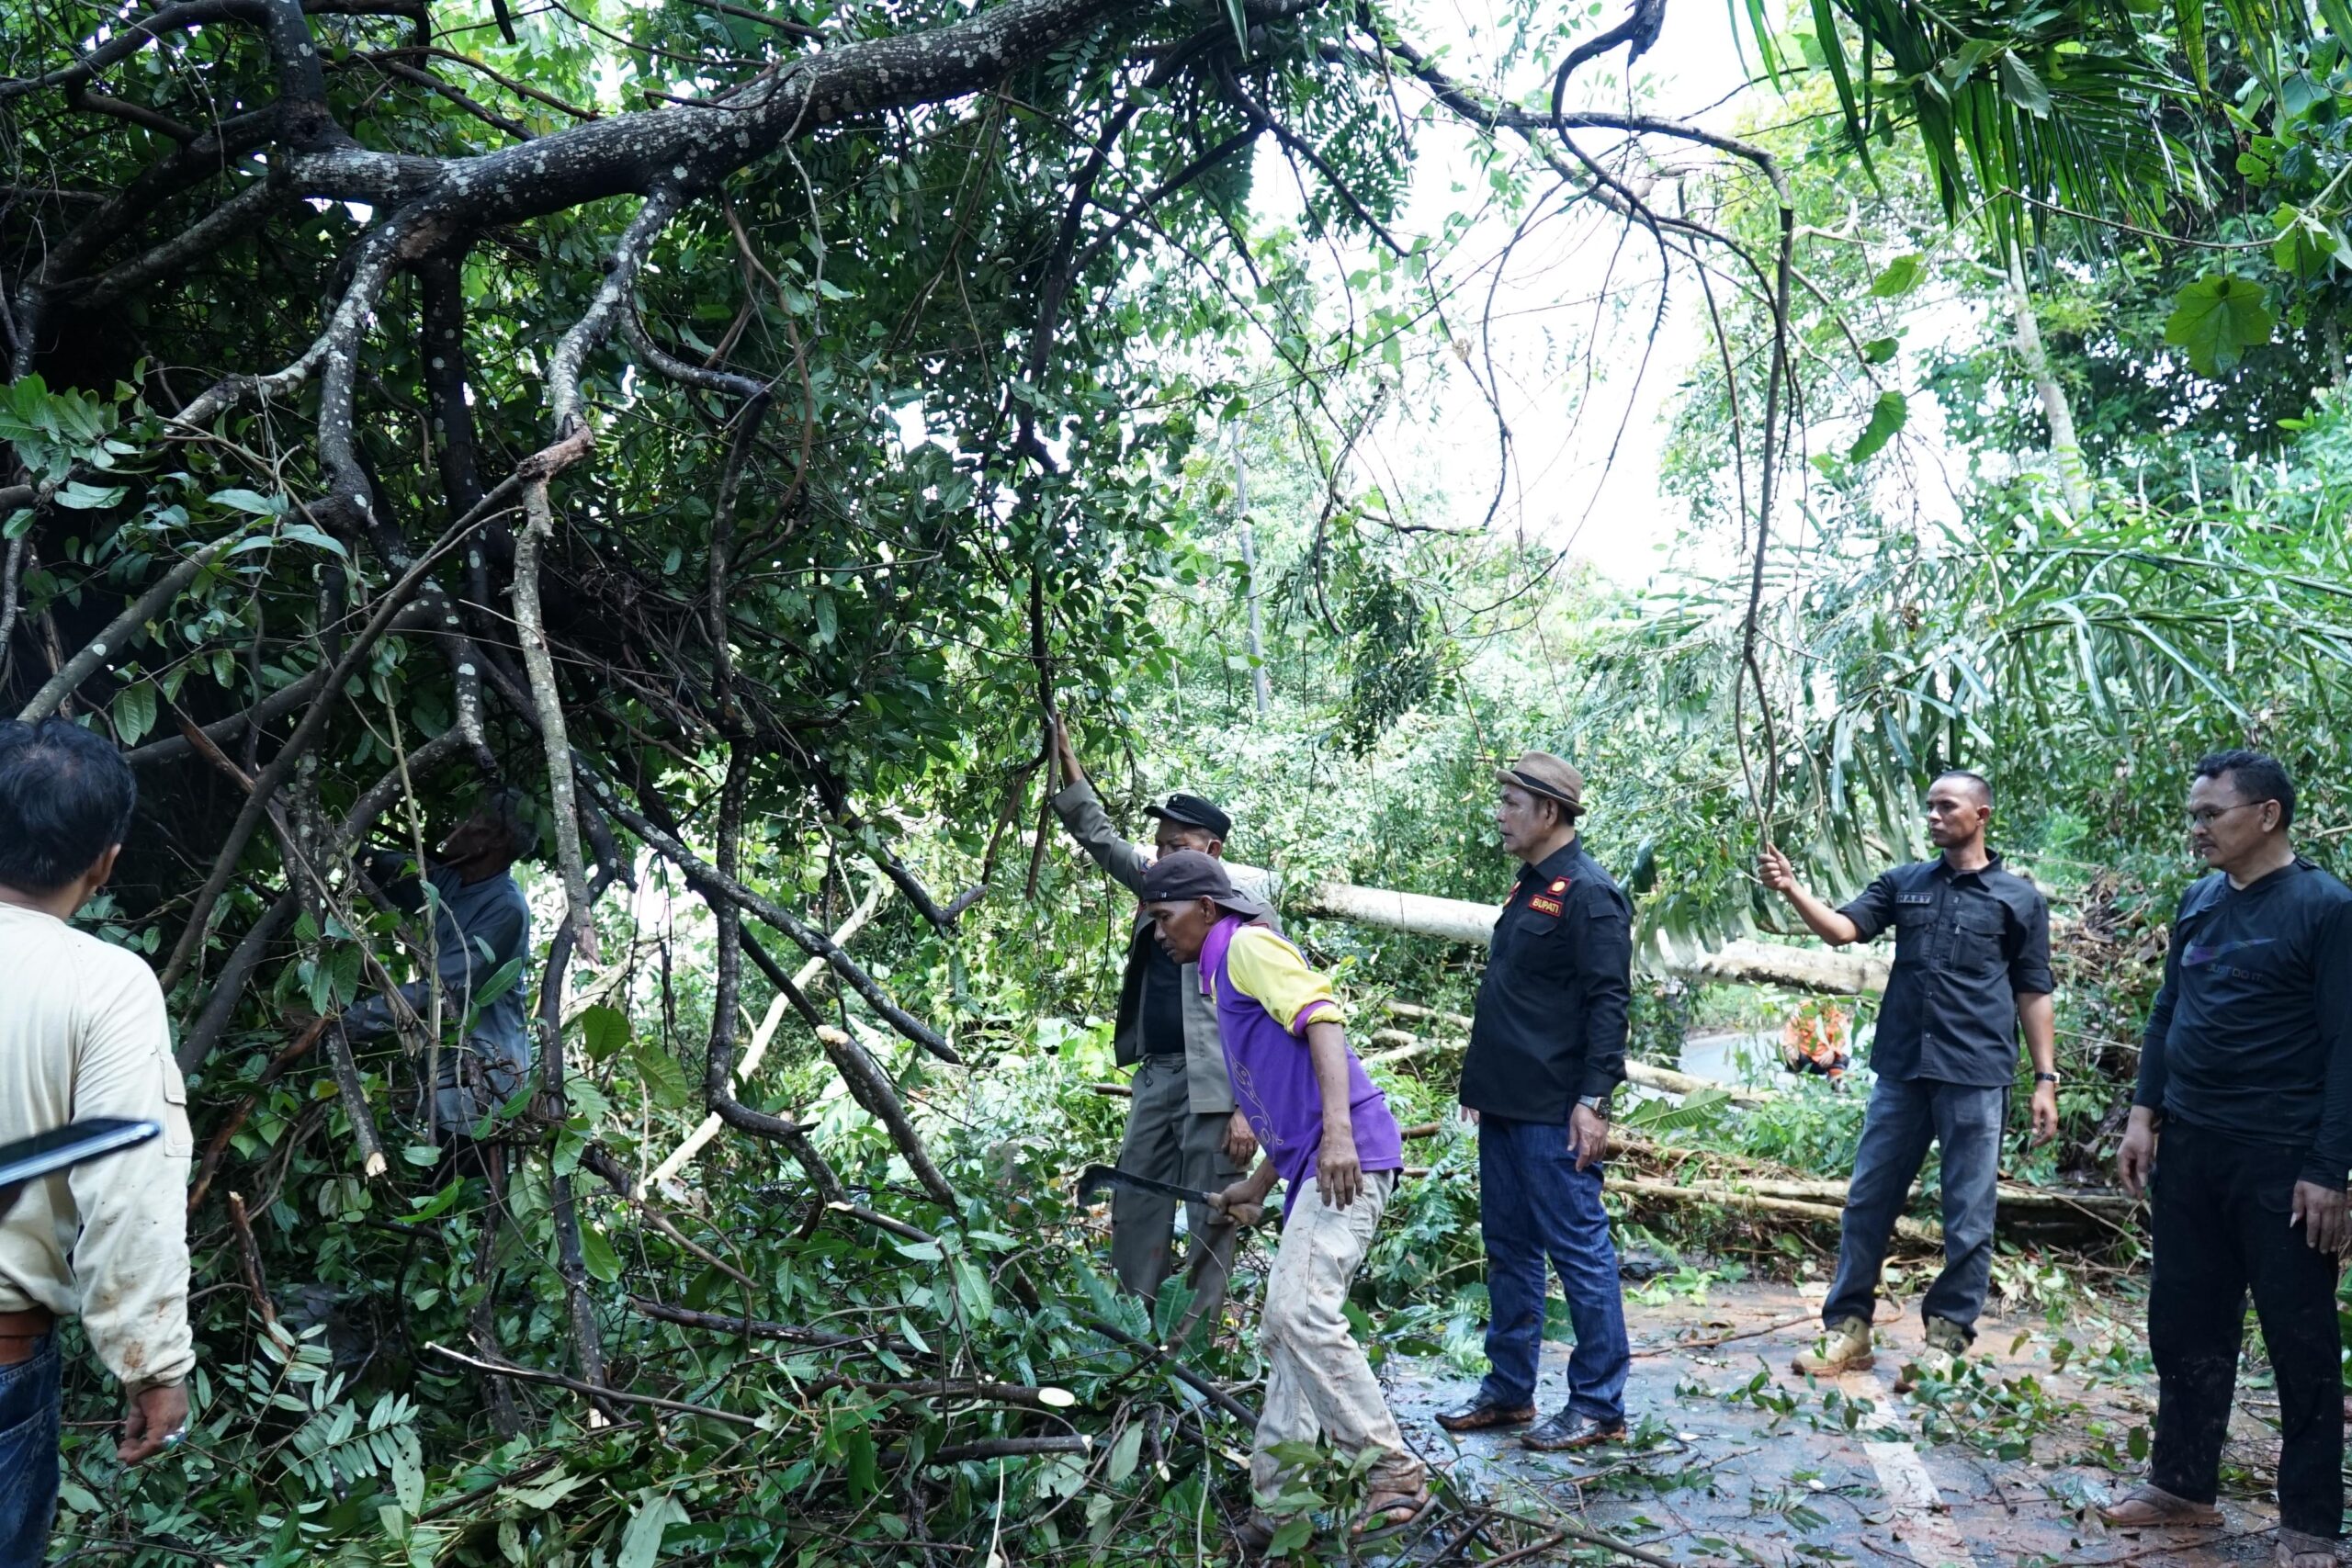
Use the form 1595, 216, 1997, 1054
1547, 877, 1570, 894
1527, 895, 1565, 916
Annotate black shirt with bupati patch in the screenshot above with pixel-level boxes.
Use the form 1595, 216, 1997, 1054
1459, 839, 1634, 1124
2134, 857, 2352, 1187
1838, 853, 2053, 1088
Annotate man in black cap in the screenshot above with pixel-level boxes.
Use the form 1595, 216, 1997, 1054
1051, 717, 1268, 1322
1439, 750, 1635, 1451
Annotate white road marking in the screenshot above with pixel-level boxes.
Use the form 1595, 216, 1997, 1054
1836, 1369, 1978, 1568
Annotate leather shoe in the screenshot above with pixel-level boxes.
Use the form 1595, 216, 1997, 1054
1434, 1396, 1535, 1432
1521, 1409, 1625, 1451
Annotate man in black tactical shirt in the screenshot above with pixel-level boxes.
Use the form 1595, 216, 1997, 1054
2103, 751, 2350, 1568
1759, 770, 2058, 1389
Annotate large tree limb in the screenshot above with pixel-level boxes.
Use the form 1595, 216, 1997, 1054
819, 1024, 957, 1208
1289, 877, 1889, 996
273, 0, 1170, 216
648, 876, 884, 1190
160, 488, 507, 991
0, 0, 424, 103
582, 774, 959, 1064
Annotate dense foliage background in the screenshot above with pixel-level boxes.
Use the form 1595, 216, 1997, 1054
10, 0, 2352, 1557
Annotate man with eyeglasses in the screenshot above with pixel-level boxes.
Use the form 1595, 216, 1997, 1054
2101, 750, 2350, 1568
1758, 770, 2056, 1389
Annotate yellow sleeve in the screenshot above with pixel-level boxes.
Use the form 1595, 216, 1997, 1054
1222, 926, 1346, 1035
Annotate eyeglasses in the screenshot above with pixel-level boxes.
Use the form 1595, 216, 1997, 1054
2187, 802, 2266, 829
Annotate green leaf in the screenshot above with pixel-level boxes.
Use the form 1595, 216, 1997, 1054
53, 479, 125, 510
390, 1429, 424, 1514
2174, 0, 2209, 94
1869, 254, 1925, 298
1269, 1515, 1315, 1554
1219, 0, 1248, 53
580, 1225, 623, 1283
209, 487, 282, 515
2163, 273, 2277, 376
953, 1256, 994, 1322
2280, 71, 2324, 120
1861, 336, 1900, 364
578, 1002, 631, 1063
616, 1493, 689, 1568
1996, 52, 2052, 118
276, 522, 348, 558
506, 1468, 590, 1509
1107, 1423, 1144, 1483
112, 680, 157, 747
2270, 205, 2344, 278
1849, 390, 1909, 462
629, 1038, 695, 1111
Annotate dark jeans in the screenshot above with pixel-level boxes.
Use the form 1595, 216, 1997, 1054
0, 1335, 61, 1568
1475, 1114, 1630, 1422
2149, 1119, 2343, 1540
1823, 1075, 2006, 1339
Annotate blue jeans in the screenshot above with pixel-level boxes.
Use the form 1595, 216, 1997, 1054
0, 1335, 61, 1568
1823, 1076, 2007, 1339
1475, 1115, 1630, 1421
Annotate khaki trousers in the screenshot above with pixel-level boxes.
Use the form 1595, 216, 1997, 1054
1112, 1055, 1243, 1325
1251, 1170, 1424, 1505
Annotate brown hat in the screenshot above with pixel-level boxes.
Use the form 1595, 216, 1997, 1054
1496, 751, 1585, 817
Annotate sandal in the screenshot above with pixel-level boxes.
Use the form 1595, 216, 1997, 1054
2097, 1485, 2222, 1529
1350, 1486, 1433, 1538
2276, 1528, 2338, 1567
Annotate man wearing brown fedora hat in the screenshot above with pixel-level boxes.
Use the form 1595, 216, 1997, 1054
1437, 751, 1635, 1451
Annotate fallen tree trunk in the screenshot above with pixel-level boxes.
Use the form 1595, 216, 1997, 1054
1722, 1173, 2134, 1218
1619, 1177, 1943, 1246
1281, 876, 1888, 996
1363, 1020, 1773, 1107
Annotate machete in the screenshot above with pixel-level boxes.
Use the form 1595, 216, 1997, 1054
1074, 1163, 1223, 1210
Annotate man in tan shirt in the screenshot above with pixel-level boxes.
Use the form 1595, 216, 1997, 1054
0, 719, 194, 1563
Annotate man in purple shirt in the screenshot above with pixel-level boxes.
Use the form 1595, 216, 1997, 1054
1141, 851, 1427, 1549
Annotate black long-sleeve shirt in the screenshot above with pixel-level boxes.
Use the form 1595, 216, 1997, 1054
1459, 840, 1633, 1122
1838, 853, 2053, 1087
2135, 857, 2352, 1188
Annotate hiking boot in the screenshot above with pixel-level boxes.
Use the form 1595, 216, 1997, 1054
1894, 1317, 1970, 1393
1791, 1316, 1873, 1377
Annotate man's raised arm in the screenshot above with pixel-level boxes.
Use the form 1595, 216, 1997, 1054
1047, 715, 1151, 892
1758, 846, 1868, 946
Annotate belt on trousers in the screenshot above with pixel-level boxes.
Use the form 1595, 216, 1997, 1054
0, 1304, 54, 1365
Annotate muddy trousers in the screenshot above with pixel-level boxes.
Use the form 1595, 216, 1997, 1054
1111, 1055, 1243, 1325
1822, 1075, 2005, 1339
2148, 1119, 2343, 1540
1252, 1171, 1424, 1508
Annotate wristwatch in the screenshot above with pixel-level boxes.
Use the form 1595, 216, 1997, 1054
1575, 1094, 1611, 1120
2033, 1072, 2061, 1085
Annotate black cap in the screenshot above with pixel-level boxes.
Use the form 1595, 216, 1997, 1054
1138, 848, 1245, 908
1145, 793, 1233, 839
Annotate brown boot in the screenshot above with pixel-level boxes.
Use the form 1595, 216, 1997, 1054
1893, 1316, 1969, 1393
1791, 1316, 1872, 1377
